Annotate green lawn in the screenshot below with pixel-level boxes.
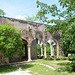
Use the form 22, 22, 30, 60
0, 59, 75, 75
31, 59, 70, 68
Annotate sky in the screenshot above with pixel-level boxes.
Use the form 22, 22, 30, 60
0, 0, 62, 20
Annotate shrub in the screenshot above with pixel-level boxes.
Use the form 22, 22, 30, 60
66, 55, 75, 72
44, 57, 55, 60
68, 55, 75, 61
46, 43, 51, 56
56, 58, 60, 60
57, 67, 66, 72
66, 60, 75, 72
63, 57, 68, 60
37, 44, 41, 56
59, 56, 63, 60
48, 57, 55, 60
0, 23, 23, 58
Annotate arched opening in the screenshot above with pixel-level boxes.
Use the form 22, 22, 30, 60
35, 31, 44, 59
46, 43, 51, 57
22, 39, 28, 61
36, 38, 44, 59
47, 39, 56, 57
36, 39, 41, 56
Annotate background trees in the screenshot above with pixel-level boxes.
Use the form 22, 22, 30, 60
0, 9, 6, 16
36, 0, 75, 56
36, 0, 75, 72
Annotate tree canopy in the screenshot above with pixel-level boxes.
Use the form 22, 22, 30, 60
36, 0, 75, 56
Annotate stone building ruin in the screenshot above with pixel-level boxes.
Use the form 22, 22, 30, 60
0, 16, 64, 63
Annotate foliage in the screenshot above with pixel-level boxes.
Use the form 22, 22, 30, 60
46, 43, 51, 57
0, 9, 6, 16
25, 16, 36, 21
36, 0, 60, 23
36, 0, 75, 57
60, 20, 75, 56
0, 23, 23, 58
68, 55, 75, 61
36, 0, 75, 72
66, 60, 75, 72
59, 56, 63, 60
58, 0, 75, 12
37, 44, 41, 56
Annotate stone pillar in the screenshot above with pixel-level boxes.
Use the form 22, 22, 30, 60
57, 42, 60, 58
41, 47, 43, 56
51, 45, 55, 57
44, 44, 47, 58
27, 45, 32, 61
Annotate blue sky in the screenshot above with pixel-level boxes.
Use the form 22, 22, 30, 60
0, 0, 62, 19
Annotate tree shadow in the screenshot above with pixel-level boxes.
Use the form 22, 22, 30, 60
18, 64, 34, 70
0, 64, 34, 74
57, 62, 70, 66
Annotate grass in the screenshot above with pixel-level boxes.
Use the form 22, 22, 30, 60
0, 59, 75, 75
0, 65, 18, 74
31, 59, 70, 69
19, 64, 75, 75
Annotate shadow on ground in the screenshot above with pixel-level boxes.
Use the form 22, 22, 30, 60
0, 64, 33, 74
57, 62, 70, 66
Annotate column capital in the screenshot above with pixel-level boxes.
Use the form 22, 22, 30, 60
44, 44, 46, 47
27, 44, 31, 47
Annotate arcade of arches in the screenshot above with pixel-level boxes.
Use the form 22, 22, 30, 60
0, 16, 64, 62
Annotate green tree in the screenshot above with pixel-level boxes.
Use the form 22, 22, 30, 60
26, 16, 36, 21
37, 44, 41, 56
46, 43, 50, 57
36, 0, 60, 23
59, 0, 75, 12
36, 0, 75, 72
0, 9, 6, 16
0, 23, 23, 58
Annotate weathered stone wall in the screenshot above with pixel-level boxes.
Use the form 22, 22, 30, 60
0, 17, 46, 44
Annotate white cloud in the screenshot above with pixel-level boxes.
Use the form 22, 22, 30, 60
14, 15, 28, 20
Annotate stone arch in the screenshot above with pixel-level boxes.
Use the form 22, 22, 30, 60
22, 39, 28, 60
47, 37, 56, 57
35, 31, 43, 42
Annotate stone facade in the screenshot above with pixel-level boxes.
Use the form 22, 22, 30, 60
0, 16, 47, 62
0, 16, 64, 63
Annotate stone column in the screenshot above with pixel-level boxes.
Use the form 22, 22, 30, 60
57, 42, 60, 58
44, 44, 47, 58
41, 46, 43, 56
27, 45, 32, 61
51, 45, 55, 57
